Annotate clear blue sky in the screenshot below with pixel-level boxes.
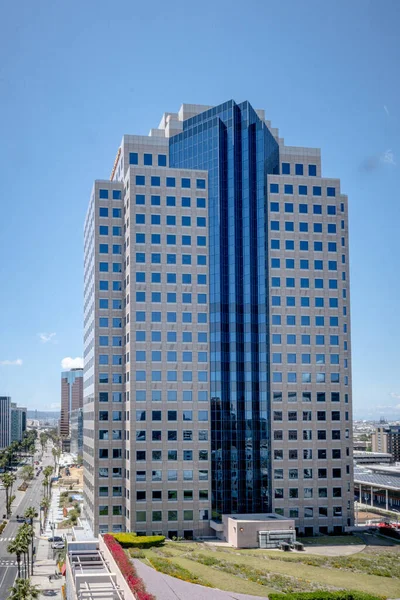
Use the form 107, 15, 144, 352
0, 0, 399, 419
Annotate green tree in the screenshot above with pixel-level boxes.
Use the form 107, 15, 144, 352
7, 538, 24, 578
7, 578, 40, 600
1, 473, 16, 517
17, 523, 33, 577
43, 466, 54, 498
24, 507, 38, 574
40, 497, 50, 531
20, 465, 34, 484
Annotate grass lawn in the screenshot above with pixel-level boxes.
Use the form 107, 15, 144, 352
140, 541, 400, 598
301, 535, 364, 546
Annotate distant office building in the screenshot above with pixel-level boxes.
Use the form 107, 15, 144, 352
10, 403, 27, 443
372, 426, 400, 462
60, 368, 83, 438
0, 396, 11, 449
70, 407, 83, 457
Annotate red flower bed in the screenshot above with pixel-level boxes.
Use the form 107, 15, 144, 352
103, 534, 155, 600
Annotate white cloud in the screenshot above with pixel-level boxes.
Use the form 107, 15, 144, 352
39, 332, 56, 343
384, 105, 390, 116
381, 149, 396, 166
61, 357, 83, 370
0, 359, 23, 366
389, 392, 400, 400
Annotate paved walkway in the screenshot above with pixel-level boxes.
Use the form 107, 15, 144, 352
133, 559, 267, 600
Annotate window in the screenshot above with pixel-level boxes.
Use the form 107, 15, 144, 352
270, 183, 279, 193
196, 178, 206, 189
284, 184, 293, 195
166, 177, 175, 187
151, 176, 160, 186
327, 187, 336, 197
282, 163, 290, 174
158, 154, 167, 167
129, 152, 138, 165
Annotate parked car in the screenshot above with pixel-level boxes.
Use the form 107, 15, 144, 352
16, 515, 26, 522
52, 541, 65, 549
48, 536, 63, 543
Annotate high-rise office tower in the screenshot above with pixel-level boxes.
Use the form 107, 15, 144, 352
60, 368, 83, 438
10, 403, 27, 443
83, 100, 353, 537
0, 396, 12, 449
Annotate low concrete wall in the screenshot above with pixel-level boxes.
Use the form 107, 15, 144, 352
99, 536, 137, 600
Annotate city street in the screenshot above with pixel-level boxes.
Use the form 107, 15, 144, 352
0, 444, 53, 600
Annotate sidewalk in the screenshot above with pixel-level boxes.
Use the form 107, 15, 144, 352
31, 533, 64, 599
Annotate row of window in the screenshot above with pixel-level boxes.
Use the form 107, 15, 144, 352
272, 391, 348, 403
134, 391, 208, 403
134, 351, 208, 362
134, 293, 207, 305
134, 428, 209, 442
99, 487, 209, 501
272, 373, 346, 384
274, 429, 347, 441
99, 207, 122, 218
99, 226, 122, 236
272, 315, 344, 329
281, 163, 317, 176
275, 507, 345, 519
134, 211, 208, 225
99, 244, 122, 255
98, 189, 122, 200
99, 390, 208, 408
135, 253, 207, 265
134, 331, 207, 343
274, 488, 342, 500
270, 202, 339, 215
271, 239, 342, 251
271, 333, 347, 349
271, 314, 340, 327
100, 274, 206, 288
100, 507, 201, 521
271, 221, 341, 234
273, 409, 346, 421
133, 174, 206, 189
272, 258, 339, 270
129, 152, 167, 167
270, 183, 335, 196
122, 449, 209, 461
136, 235, 207, 246
272, 353, 343, 364
273, 297, 340, 309
274, 446, 350, 460
133, 312, 208, 324
134, 194, 207, 208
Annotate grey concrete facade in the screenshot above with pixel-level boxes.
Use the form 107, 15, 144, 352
83, 138, 211, 537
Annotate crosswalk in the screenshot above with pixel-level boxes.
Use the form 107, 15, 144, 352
0, 537, 15, 542
0, 560, 18, 566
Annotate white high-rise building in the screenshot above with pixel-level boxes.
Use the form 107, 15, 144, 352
84, 100, 353, 538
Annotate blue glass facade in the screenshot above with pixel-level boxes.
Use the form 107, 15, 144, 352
170, 100, 280, 518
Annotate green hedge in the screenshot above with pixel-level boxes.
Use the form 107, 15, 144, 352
112, 533, 165, 548
268, 592, 385, 600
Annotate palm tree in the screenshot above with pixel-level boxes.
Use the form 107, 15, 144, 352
40, 497, 50, 531
24, 507, 38, 574
17, 524, 33, 577
1, 473, 16, 517
7, 578, 40, 600
43, 466, 53, 498
7, 538, 25, 578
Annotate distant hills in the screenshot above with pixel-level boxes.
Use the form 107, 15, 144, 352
27, 410, 60, 420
